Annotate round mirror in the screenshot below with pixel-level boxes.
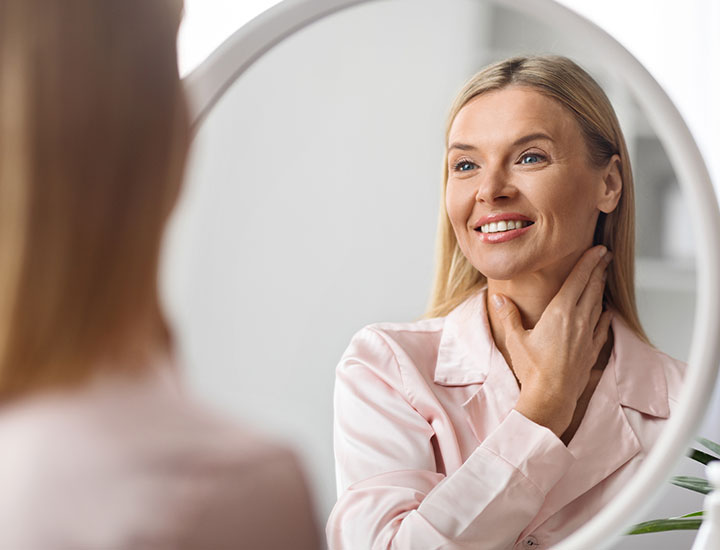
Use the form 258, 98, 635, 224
162, 0, 720, 548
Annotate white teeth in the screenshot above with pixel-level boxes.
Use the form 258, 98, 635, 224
479, 220, 530, 233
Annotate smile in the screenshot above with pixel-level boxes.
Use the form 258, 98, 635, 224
476, 220, 533, 234
472, 219, 535, 244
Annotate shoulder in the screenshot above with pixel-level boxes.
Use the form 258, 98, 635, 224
630, 333, 686, 406
337, 317, 446, 389
649, 346, 686, 408
170, 427, 321, 550
612, 316, 687, 408
0, 374, 320, 549
351, 317, 445, 350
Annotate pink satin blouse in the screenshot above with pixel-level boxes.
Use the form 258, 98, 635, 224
327, 289, 684, 550
0, 362, 321, 550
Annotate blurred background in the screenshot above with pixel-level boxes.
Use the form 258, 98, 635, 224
166, 1, 720, 548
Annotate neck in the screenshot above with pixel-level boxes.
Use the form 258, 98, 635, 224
486, 250, 583, 371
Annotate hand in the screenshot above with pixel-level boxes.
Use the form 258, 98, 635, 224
491, 245, 613, 438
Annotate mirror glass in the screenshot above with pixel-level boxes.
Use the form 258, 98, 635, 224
162, 0, 699, 546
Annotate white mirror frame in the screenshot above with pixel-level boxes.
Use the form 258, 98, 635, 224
181, 0, 720, 547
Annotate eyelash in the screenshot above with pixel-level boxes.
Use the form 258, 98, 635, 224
519, 152, 547, 165
451, 151, 548, 172
452, 158, 477, 172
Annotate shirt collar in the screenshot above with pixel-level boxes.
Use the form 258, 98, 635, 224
434, 288, 669, 419
434, 288, 493, 386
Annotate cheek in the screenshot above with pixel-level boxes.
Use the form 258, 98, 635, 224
445, 181, 471, 232
538, 183, 599, 242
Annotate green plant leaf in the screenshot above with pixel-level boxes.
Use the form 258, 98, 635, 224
671, 476, 713, 495
697, 437, 720, 457
626, 517, 702, 535
688, 448, 720, 465
676, 511, 704, 519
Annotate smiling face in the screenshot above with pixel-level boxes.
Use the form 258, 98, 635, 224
445, 85, 621, 282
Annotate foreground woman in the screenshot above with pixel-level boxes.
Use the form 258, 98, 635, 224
0, 1, 319, 548
327, 55, 684, 549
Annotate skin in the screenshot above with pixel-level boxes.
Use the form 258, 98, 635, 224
445, 86, 623, 443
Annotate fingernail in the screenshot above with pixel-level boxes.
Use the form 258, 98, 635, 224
602, 271, 608, 282
598, 246, 608, 257
492, 294, 505, 310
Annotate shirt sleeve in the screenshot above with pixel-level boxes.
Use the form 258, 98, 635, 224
326, 327, 575, 550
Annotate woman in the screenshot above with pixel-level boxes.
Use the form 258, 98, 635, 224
0, 1, 319, 548
326, 56, 684, 549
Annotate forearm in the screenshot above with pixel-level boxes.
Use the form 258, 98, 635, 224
329, 410, 574, 549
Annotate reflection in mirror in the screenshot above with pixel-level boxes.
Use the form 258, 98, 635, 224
163, 0, 697, 547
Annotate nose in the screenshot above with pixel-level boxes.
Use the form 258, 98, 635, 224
474, 165, 515, 204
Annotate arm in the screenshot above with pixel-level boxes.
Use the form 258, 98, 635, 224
326, 327, 574, 550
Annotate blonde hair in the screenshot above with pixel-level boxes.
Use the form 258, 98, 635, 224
0, 0, 189, 399
426, 55, 647, 342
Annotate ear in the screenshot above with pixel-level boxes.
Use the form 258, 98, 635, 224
597, 154, 622, 214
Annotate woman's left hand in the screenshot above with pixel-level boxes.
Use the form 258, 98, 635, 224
490, 245, 613, 438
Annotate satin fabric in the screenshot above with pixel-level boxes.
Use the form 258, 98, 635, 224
327, 288, 684, 550
0, 361, 320, 550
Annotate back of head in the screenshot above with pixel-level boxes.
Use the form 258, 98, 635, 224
0, 0, 189, 399
428, 55, 646, 343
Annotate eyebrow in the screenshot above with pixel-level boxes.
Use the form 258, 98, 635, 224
448, 132, 555, 152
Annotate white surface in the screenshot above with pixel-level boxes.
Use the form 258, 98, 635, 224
178, 0, 281, 76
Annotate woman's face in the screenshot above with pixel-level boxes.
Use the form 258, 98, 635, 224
445, 86, 620, 281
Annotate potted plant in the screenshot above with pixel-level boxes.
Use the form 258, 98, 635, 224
627, 438, 719, 535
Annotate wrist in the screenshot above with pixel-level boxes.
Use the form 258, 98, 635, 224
515, 389, 575, 438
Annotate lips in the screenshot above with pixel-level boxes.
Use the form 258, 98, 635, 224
471, 212, 535, 243
472, 213, 534, 233
477, 219, 532, 234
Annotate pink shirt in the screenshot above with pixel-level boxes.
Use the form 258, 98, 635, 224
327, 289, 684, 550
0, 362, 321, 550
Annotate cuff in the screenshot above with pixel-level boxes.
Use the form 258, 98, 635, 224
481, 409, 575, 495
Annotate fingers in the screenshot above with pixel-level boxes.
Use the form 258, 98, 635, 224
592, 310, 613, 352
577, 250, 613, 326
491, 293, 524, 338
554, 245, 608, 306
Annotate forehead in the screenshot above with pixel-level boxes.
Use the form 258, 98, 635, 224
448, 86, 583, 148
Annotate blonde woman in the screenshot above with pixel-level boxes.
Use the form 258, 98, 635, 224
0, 1, 319, 548
327, 56, 684, 549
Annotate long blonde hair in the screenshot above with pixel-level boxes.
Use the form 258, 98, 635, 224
0, 0, 189, 399
426, 55, 647, 342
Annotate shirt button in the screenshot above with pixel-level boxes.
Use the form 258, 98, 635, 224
523, 535, 540, 548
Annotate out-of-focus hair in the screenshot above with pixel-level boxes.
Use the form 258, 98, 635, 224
0, 0, 189, 398
426, 55, 647, 343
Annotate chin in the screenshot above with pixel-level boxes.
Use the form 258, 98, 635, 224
469, 255, 533, 282
478, 267, 520, 282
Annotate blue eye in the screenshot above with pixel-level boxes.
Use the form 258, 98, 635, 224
453, 160, 477, 172
520, 153, 545, 165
